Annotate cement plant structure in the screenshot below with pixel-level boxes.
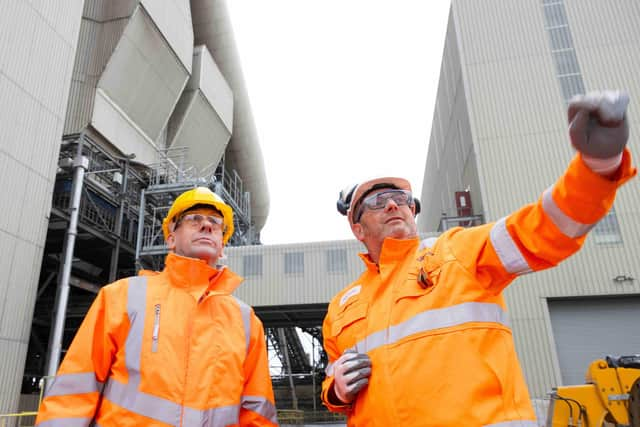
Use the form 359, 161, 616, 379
417, 0, 640, 401
1, 0, 640, 424
0, 0, 278, 419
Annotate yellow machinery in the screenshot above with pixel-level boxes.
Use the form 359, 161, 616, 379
547, 355, 640, 427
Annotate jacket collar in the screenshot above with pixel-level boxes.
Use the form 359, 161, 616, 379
359, 237, 420, 273
164, 252, 242, 294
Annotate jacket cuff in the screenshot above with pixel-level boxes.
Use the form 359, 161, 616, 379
578, 148, 636, 186
321, 377, 352, 413
556, 149, 637, 224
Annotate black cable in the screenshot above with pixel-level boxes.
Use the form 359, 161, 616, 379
558, 395, 587, 425
550, 394, 574, 423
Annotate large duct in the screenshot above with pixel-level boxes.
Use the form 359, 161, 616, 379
190, 0, 270, 232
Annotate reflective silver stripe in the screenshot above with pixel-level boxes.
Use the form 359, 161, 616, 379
484, 421, 538, 427
44, 372, 103, 397
234, 297, 252, 354
182, 406, 203, 427
125, 276, 147, 389
103, 377, 181, 426
103, 377, 245, 427
542, 187, 595, 238
103, 276, 183, 426
489, 217, 532, 275
242, 395, 278, 424
36, 418, 93, 427
352, 302, 510, 354
199, 404, 240, 427
98, 277, 255, 427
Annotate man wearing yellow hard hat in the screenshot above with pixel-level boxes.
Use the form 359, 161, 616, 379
36, 187, 278, 427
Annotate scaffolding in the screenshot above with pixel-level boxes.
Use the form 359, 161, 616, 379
135, 149, 256, 271
438, 214, 484, 231
23, 131, 337, 421
264, 326, 329, 414
26, 132, 257, 391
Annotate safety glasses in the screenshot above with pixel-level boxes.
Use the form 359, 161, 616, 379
355, 189, 413, 222
175, 213, 223, 230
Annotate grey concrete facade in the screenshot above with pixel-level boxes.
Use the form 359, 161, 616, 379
418, 0, 640, 398
0, 0, 85, 415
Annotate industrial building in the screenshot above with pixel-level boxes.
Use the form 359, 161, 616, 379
0, 0, 276, 421
418, 0, 640, 400
1, 0, 639, 425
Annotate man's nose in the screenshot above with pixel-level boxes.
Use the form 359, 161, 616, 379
200, 218, 215, 231
384, 199, 399, 211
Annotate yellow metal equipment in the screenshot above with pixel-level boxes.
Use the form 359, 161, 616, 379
547, 355, 640, 427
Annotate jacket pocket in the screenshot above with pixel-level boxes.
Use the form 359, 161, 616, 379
395, 267, 441, 303
331, 301, 368, 351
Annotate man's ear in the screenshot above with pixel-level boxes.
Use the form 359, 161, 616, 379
351, 222, 365, 242
166, 233, 176, 251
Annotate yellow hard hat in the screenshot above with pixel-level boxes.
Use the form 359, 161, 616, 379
162, 187, 234, 244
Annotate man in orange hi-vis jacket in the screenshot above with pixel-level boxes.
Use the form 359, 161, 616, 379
36, 187, 278, 427
322, 90, 636, 426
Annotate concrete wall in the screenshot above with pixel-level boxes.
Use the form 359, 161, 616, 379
419, 0, 640, 397
0, 0, 84, 415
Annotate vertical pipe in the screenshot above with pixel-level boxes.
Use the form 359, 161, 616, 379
135, 188, 146, 271
278, 328, 298, 410
109, 160, 129, 282
45, 142, 89, 377
312, 337, 317, 412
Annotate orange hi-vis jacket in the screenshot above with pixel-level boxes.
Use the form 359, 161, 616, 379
322, 151, 636, 427
36, 252, 278, 427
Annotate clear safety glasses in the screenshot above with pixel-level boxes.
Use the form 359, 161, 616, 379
175, 213, 223, 230
355, 189, 413, 222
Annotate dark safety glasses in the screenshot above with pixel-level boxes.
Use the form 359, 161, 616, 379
355, 189, 413, 222
175, 213, 223, 230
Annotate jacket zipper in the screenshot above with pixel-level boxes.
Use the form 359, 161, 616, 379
152, 304, 160, 353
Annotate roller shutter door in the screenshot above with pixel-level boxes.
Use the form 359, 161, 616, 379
548, 296, 640, 386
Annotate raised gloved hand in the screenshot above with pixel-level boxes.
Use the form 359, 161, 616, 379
568, 91, 629, 174
331, 350, 371, 404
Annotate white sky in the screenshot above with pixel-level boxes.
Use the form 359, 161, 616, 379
227, 1, 451, 245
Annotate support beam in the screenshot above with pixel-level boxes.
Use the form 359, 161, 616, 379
278, 328, 298, 410
45, 139, 89, 377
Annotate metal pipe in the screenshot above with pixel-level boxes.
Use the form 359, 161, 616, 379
135, 188, 146, 271
109, 160, 129, 282
278, 328, 298, 410
312, 337, 317, 412
45, 142, 89, 377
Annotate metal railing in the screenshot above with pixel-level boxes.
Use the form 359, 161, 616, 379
0, 377, 50, 427
0, 412, 38, 427
439, 214, 484, 231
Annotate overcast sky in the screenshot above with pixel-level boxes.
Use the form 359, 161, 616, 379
227, 1, 451, 245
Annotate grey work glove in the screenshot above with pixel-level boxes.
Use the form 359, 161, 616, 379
332, 350, 371, 404
568, 90, 629, 159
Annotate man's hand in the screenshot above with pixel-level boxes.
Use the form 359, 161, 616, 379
331, 350, 371, 404
568, 90, 629, 159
